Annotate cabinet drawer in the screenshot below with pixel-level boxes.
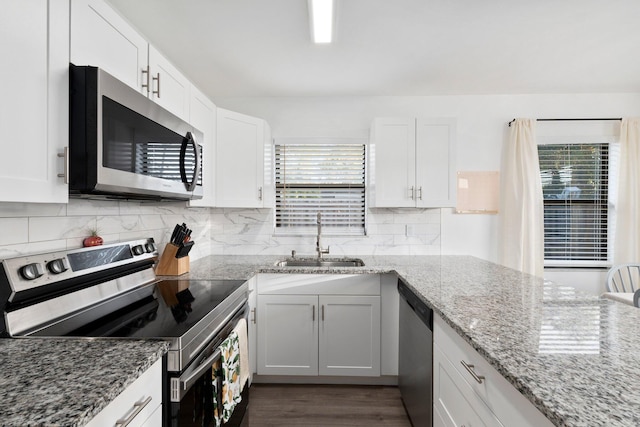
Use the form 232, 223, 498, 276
434, 316, 552, 427
257, 274, 380, 295
433, 345, 503, 427
86, 358, 162, 427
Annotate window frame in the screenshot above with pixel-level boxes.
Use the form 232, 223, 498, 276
537, 127, 619, 268
273, 137, 368, 237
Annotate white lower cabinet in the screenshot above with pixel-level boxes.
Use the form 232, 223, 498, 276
256, 274, 381, 378
319, 295, 381, 376
257, 294, 318, 376
434, 345, 503, 427
434, 315, 553, 427
86, 358, 162, 427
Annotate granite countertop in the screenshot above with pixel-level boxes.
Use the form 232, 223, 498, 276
0, 338, 169, 426
3, 254, 636, 426
183, 254, 640, 427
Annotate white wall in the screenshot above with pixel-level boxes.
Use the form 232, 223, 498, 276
213, 92, 640, 294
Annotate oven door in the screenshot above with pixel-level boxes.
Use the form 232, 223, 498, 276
167, 305, 249, 427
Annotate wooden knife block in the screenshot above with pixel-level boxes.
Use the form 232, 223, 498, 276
155, 243, 190, 276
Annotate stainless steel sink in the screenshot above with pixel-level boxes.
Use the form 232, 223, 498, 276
276, 258, 365, 267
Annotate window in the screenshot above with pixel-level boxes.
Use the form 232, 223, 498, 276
274, 140, 366, 235
538, 143, 610, 264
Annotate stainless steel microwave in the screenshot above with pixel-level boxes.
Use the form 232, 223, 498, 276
69, 65, 203, 201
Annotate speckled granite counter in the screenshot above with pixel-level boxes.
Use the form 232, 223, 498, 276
183, 254, 640, 427
0, 338, 169, 426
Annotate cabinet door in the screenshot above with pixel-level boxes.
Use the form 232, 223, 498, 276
433, 345, 503, 427
319, 295, 381, 376
188, 85, 216, 207
415, 118, 456, 207
148, 45, 191, 120
257, 295, 318, 376
0, 0, 68, 203
370, 118, 416, 207
216, 108, 265, 207
70, 0, 148, 93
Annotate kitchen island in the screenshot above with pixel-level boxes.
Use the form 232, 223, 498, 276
186, 254, 640, 427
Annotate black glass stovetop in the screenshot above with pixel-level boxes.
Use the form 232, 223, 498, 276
30, 279, 245, 339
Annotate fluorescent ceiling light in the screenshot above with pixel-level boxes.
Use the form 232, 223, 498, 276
309, 0, 334, 44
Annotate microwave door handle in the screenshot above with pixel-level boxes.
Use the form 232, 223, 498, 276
179, 132, 199, 192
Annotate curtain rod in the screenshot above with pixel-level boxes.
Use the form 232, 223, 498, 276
507, 118, 622, 127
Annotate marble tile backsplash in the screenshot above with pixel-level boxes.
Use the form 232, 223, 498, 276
0, 200, 441, 259
210, 207, 441, 256
0, 199, 213, 260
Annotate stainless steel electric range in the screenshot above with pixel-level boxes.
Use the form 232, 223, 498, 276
0, 238, 249, 427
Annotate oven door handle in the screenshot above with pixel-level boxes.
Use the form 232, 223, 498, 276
180, 347, 222, 393
187, 299, 247, 362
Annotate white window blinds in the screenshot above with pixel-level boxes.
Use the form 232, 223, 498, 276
275, 141, 366, 235
538, 143, 609, 262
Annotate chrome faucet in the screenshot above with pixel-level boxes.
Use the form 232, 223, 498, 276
316, 213, 330, 259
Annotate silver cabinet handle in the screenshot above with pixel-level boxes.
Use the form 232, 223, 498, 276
115, 395, 152, 427
251, 308, 256, 324
312, 305, 315, 322
141, 66, 150, 94
258, 187, 263, 200
409, 186, 415, 200
152, 73, 160, 98
57, 147, 68, 184
417, 186, 423, 200
321, 305, 325, 321
460, 360, 485, 384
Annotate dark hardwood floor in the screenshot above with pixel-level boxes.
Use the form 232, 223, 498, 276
248, 384, 412, 426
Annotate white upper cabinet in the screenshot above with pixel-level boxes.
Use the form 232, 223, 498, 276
216, 108, 266, 208
0, 0, 69, 203
187, 85, 216, 207
370, 117, 456, 208
147, 45, 191, 120
70, 0, 147, 92
71, 0, 190, 120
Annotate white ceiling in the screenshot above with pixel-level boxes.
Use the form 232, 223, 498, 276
107, 0, 640, 98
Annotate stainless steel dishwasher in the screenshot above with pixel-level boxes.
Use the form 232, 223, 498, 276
398, 279, 433, 427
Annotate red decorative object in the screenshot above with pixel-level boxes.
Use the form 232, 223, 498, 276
83, 231, 103, 247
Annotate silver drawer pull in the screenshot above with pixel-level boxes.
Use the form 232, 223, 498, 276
460, 360, 485, 384
57, 147, 68, 184
115, 396, 152, 427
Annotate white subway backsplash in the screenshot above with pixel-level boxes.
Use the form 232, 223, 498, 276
0, 201, 441, 259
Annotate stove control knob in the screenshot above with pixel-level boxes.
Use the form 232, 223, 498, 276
20, 263, 44, 281
132, 245, 145, 256
144, 242, 156, 253
47, 258, 69, 274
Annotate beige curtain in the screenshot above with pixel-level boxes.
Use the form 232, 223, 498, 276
499, 119, 544, 277
614, 118, 640, 264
